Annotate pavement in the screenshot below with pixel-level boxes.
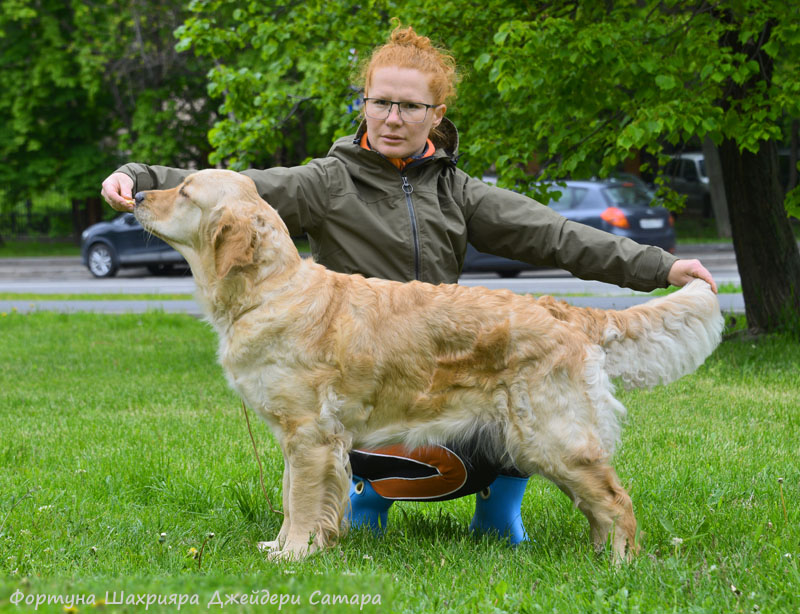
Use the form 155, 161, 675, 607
0, 243, 746, 315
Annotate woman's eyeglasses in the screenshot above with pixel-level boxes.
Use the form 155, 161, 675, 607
363, 98, 439, 123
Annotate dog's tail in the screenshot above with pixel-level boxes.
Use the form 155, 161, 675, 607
598, 279, 724, 389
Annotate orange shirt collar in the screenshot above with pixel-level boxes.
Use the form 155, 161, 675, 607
359, 133, 436, 170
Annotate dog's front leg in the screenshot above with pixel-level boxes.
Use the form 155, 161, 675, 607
257, 461, 292, 553
266, 427, 350, 561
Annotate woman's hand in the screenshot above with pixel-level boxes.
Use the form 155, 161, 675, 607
667, 259, 718, 293
101, 172, 135, 212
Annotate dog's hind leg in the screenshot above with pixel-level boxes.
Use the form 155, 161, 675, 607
508, 428, 636, 559
547, 459, 638, 561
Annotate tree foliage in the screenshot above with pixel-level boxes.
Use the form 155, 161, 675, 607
0, 0, 214, 220
175, 1, 800, 209
475, 1, 800, 212
0, 0, 115, 203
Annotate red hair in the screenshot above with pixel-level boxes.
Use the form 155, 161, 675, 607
360, 25, 458, 105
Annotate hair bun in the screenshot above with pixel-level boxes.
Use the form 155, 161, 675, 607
390, 26, 432, 50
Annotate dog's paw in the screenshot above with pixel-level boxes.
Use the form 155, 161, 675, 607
264, 541, 319, 562
256, 540, 282, 552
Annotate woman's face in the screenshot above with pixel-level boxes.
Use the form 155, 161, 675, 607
364, 66, 446, 159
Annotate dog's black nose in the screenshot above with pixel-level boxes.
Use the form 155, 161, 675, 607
134, 192, 145, 206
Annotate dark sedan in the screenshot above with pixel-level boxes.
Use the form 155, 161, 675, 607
80, 213, 186, 278
462, 179, 675, 277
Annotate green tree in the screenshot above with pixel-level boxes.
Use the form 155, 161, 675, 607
0, 0, 215, 240
0, 0, 116, 239
175, 0, 799, 334
475, 1, 800, 335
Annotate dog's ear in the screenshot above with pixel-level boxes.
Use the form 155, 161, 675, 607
212, 208, 255, 278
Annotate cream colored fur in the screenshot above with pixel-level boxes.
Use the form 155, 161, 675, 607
133, 169, 724, 561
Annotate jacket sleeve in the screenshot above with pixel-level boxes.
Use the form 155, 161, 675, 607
461, 175, 678, 292
241, 161, 333, 236
114, 163, 193, 192
115, 160, 334, 236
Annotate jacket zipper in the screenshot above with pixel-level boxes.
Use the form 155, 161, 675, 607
401, 173, 421, 281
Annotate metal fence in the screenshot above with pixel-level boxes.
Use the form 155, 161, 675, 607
0, 197, 108, 240
0, 209, 76, 239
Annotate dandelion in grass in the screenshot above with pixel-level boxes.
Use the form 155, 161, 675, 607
63, 606, 78, 614
187, 547, 198, 559
158, 532, 166, 544
196, 532, 215, 570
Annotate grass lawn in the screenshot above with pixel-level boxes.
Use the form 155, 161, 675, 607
0, 241, 81, 258
0, 312, 798, 613
0, 293, 194, 302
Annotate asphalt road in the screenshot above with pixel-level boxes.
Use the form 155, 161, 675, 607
0, 244, 745, 314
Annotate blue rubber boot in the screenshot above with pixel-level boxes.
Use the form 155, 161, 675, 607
346, 476, 393, 535
469, 475, 530, 545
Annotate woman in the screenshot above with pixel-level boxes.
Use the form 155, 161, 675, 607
102, 26, 716, 545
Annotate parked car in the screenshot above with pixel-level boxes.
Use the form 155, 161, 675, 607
462, 243, 535, 278
605, 171, 657, 201
462, 178, 675, 277
662, 152, 711, 216
81, 213, 186, 278
548, 180, 676, 252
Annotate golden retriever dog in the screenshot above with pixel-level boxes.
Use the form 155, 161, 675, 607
133, 169, 723, 561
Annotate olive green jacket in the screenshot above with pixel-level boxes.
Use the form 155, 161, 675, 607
116, 118, 677, 290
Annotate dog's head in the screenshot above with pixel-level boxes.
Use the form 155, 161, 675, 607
134, 169, 297, 283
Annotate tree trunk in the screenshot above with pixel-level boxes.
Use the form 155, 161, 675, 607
702, 136, 731, 238
718, 137, 800, 334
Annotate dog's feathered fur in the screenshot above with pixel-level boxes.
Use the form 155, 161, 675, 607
134, 169, 724, 561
